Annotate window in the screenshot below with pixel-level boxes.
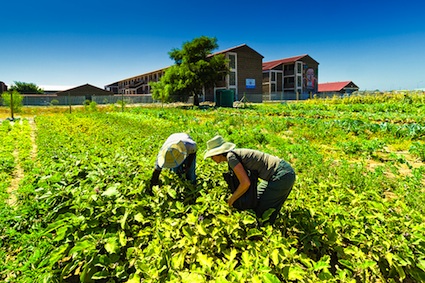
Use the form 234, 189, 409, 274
227, 52, 238, 94
229, 72, 236, 86
229, 54, 236, 70
297, 62, 302, 74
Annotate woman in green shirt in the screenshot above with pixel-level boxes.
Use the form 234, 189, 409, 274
204, 135, 295, 224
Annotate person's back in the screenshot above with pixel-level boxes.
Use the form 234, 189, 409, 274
149, 133, 197, 191
227, 149, 281, 181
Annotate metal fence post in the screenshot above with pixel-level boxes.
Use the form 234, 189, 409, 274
10, 92, 14, 120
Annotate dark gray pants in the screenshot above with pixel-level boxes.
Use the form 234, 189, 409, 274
255, 161, 295, 224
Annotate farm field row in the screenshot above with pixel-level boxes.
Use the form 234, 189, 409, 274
1, 93, 424, 282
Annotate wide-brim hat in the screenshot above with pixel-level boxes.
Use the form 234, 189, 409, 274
204, 135, 235, 159
158, 140, 187, 168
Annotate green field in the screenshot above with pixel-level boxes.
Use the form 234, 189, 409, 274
1, 92, 425, 282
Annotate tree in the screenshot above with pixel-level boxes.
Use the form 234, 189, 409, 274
1, 90, 23, 115
9, 81, 44, 94
150, 36, 229, 106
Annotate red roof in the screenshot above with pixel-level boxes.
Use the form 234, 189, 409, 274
262, 54, 319, 70
318, 81, 355, 92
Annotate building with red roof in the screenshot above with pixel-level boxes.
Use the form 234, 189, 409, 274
262, 54, 319, 100
105, 45, 323, 103
0, 81, 8, 94
318, 81, 359, 96
105, 44, 264, 103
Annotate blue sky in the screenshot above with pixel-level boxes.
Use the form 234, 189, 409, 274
1, 0, 424, 91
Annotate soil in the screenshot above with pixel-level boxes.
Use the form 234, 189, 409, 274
6, 118, 37, 206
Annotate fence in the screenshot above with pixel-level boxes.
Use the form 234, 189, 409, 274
19, 94, 154, 106
9, 92, 314, 107
262, 92, 313, 101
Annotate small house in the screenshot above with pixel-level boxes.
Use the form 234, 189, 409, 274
318, 81, 359, 97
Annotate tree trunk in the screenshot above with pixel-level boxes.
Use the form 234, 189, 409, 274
193, 93, 200, 106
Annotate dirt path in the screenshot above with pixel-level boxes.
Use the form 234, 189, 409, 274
29, 118, 38, 159
6, 118, 37, 206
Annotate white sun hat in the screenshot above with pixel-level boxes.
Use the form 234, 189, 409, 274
204, 135, 236, 159
157, 140, 187, 168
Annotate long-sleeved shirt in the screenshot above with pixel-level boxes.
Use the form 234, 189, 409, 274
154, 133, 197, 169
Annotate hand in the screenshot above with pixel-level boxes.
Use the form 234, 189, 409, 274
149, 178, 159, 189
145, 185, 154, 196
227, 197, 234, 207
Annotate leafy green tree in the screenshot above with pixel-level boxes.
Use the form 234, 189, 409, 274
9, 81, 44, 94
150, 36, 229, 106
150, 77, 173, 105
1, 90, 23, 113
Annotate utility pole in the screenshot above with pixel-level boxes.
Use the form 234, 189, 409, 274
10, 92, 14, 121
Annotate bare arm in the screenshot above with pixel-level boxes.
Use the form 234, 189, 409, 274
150, 168, 161, 188
227, 163, 251, 207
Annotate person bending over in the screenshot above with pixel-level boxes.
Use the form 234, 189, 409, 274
149, 133, 197, 190
204, 135, 295, 224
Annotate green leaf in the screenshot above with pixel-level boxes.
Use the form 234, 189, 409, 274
197, 252, 213, 269
180, 271, 205, 283
120, 209, 129, 229
105, 237, 120, 254
196, 224, 208, 236
215, 277, 231, 283
241, 251, 251, 266
247, 228, 262, 239
92, 270, 109, 279
54, 225, 71, 242
262, 273, 281, 283
360, 260, 376, 269
287, 265, 306, 280
385, 252, 393, 267
134, 213, 144, 222
125, 273, 142, 283
80, 258, 95, 282
167, 188, 177, 198
241, 214, 257, 225
271, 249, 280, 266
261, 208, 275, 222
318, 270, 334, 280
182, 226, 194, 238
313, 255, 330, 271
69, 240, 94, 257
102, 185, 120, 197
119, 231, 127, 247
417, 259, 425, 272
186, 213, 198, 225
299, 253, 313, 269
339, 259, 355, 271
395, 264, 406, 280
224, 249, 238, 261
171, 251, 186, 269
47, 243, 69, 267
251, 275, 263, 283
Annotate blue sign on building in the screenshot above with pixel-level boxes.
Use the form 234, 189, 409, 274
246, 78, 256, 89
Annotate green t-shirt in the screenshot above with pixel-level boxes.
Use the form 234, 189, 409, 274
227, 149, 289, 181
